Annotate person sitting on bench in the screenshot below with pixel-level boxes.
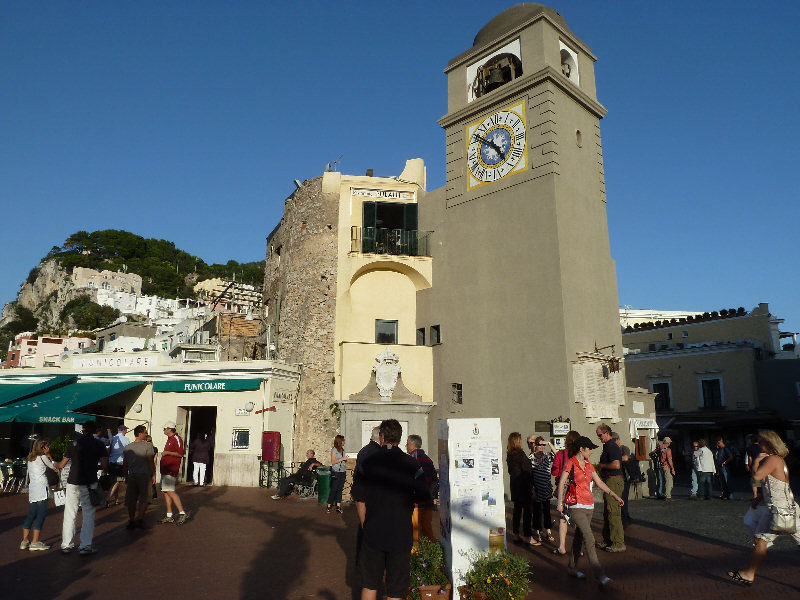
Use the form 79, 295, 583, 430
272, 450, 322, 499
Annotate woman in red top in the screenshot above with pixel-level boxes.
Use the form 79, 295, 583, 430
556, 436, 624, 587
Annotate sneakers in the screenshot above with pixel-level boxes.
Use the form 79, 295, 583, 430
159, 516, 175, 524
603, 544, 627, 553
61, 545, 74, 554
79, 546, 97, 556
176, 512, 190, 526
29, 541, 50, 551
689, 494, 698, 500
599, 576, 613, 587
568, 570, 585, 579
271, 494, 282, 500
20, 540, 30, 550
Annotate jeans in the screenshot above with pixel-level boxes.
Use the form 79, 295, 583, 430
328, 470, 345, 506
62, 483, 97, 550
697, 471, 712, 499
690, 469, 698, 495
23, 499, 49, 531
654, 467, 664, 497
601, 476, 625, 547
568, 507, 606, 581
717, 465, 731, 498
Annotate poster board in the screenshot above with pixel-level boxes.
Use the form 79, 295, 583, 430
438, 418, 506, 590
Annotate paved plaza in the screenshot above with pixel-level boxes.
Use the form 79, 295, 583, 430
1, 477, 798, 599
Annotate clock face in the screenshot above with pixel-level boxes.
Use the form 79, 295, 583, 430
466, 101, 527, 190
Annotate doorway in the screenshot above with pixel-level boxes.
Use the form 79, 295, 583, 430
179, 406, 217, 484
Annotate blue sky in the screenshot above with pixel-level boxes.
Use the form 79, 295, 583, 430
1, 1, 798, 333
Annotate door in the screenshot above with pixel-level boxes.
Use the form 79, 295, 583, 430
175, 407, 189, 482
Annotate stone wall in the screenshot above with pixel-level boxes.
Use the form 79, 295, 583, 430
262, 176, 340, 460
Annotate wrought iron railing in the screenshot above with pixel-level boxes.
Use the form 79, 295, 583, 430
350, 227, 431, 257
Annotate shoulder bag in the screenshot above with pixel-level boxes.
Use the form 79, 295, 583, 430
564, 459, 578, 506
41, 456, 60, 487
767, 462, 796, 534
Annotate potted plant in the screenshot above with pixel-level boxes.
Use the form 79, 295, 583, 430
409, 536, 451, 600
457, 550, 530, 600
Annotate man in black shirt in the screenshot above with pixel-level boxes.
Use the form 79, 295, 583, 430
56, 420, 108, 555
358, 419, 429, 600
596, 423, 625, 552
271, 449, 322, 499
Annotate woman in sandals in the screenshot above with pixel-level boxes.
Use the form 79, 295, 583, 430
556, 436, 623, 587
328, 435, 347, 514
529, 435, 556, 545
20, 439, 58, 551
728, 430, 800, 586
507, 432, 538, 546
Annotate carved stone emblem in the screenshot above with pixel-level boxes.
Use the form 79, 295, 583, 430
373, 347, 401, 402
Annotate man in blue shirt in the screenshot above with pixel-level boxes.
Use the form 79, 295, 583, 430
714, 437, 733, 500
107, 425, 130, 506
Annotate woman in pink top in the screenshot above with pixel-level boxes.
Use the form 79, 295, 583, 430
556, 436, 624, 587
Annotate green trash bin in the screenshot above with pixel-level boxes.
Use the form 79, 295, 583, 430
317, 466, 331, 505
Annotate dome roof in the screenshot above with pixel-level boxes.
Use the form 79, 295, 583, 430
472, 3, 571, 48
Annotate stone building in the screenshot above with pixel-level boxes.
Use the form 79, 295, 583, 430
72, 267, 142, 295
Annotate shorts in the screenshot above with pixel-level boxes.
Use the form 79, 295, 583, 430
126, 473, 152, 506
161, 475, 178, 492
109, 462, 125, 481
359, 539, 411, 598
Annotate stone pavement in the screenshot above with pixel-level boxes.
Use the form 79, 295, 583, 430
0, 480, 798, 600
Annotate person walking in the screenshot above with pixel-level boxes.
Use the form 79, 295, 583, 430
57, 420, 108, 555
715, 437, 734, 499
727, 430, 800, 585
551, 430, 580, 556
658, 437, 675, 500
357, 419, 429, 600
507, 432, 537, 546
20, 439, 58, 551
159, 421, 189, 525
614, 434, 633, 527
106, 424, 130, 507
745, 435, 763, 500
689, 441, 700, 499
695, 439, 715, 500
122, 425, 156, 530
556, 436, 623, 587
596, 424, 626, 552
191, 433, 211, 487
328, 434, 347, 514
529, 435, 556, 544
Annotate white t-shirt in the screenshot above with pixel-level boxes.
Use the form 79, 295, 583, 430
695, 447, 715, 473
28, 456, 55, 503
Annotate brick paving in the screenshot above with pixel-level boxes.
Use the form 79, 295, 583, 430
0, 480, 798, 599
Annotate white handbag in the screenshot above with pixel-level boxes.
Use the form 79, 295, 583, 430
53, 488, 67, 507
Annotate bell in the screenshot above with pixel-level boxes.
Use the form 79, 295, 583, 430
485, 67, 506, 92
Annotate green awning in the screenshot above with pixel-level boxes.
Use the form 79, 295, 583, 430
0, 375, 77, 407
0, 381, 145, 424
153, 379, 262, 393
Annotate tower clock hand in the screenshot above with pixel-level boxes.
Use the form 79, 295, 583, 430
473, 133, 503, 157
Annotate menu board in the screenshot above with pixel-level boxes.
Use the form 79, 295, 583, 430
437, 418, 506, 590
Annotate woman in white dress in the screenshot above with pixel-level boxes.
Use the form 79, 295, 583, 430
728, 430, 800, 585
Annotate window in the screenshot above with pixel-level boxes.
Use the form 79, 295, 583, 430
109, 333, 116, 341
416, 327, 425, 346
98, 338, 105, 351
451, 383, 463, 404
375, 320, 398, 344
634, 435, 649, 460
430, 325, 441, 345
648, 343, 656, 351
232, 428, 250, 449
650, 381, 672, 410
682, 330, 689, 338
700, 378, 723, 409
666, 333, 673, 340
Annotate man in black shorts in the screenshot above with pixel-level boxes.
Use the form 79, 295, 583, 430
358, 419, 429, 600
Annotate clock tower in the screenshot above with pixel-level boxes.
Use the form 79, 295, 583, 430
418, 4, 634, 442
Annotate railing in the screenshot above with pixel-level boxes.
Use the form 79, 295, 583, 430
350, 227, 431, 257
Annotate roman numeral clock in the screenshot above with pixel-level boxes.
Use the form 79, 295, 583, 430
466, 100, 527, 190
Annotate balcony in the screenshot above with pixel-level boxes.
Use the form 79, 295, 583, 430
350, 227, 431, 257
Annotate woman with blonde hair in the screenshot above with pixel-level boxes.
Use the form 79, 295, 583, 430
328, 434, 347, 514
507, 432, 537, 546
20, 439, 58, 551
728, 430, 800, 585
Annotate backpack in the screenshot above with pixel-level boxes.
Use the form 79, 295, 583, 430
649, 445, 662, 464
551, 449, 567, 478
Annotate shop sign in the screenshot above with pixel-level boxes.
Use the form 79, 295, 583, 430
552, 422, 571, 435
153, 379, 262, 393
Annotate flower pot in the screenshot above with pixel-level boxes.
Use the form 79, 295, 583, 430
419, 583, 452, 599
457, 586, 487, 600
